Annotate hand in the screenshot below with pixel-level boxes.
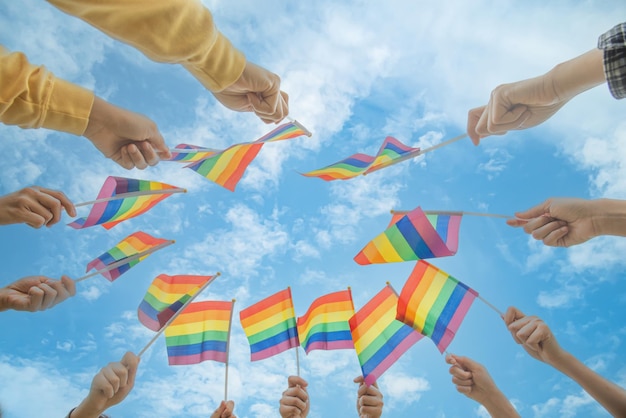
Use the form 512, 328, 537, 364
279, 376, 309, 418
83, 97, 171, 170
211, 400, 236, 418
446, 355, 502, 406
0, 186, 76, 228
0, 275, 76, 312
354, 376, 384, 418
212, 61, 289, 124
506, 198, 598, 247
503, 307, 565, 366
70, 352, 140, 418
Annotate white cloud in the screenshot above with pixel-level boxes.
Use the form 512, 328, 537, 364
536, 285, 583, 309
379, 371, 430, 406
477, 148, 513, 180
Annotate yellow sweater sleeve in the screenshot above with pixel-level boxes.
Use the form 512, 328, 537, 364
0, 45, 94, 135
48, 0, 246, 92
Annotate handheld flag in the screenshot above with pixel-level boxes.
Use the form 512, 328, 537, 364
79, 231, 174, 282
69, 176, 185, 229
296, 289, 355, 353
354, 206, 462, 265
302, 136, 419, 181
239, 288, 299, 361
165, 300, 235, 365
396, 260, 477, 353
138, 274, 215, 331
185, 121, 311, 191
349, 284, 423, 385
166, 144, 219, 163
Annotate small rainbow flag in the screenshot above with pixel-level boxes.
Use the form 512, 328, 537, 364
239, 288, 300, 361
396, 260, 477, 353
166, 144, 218, 163
85, 231, 173, 282
138, 274, 213, 331
354, 206, 462, 265
349, 284, 423, 385
302, 136, 419, 181
68, 176, 184, 230
165, 300, 234, 365
296, 289, 355, 354
185, 121, 311, 191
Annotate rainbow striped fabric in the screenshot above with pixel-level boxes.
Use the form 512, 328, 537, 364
349, 284, 423, 385
296, 289, 355, 353
166, 144, 218, 163
239, 288, 300, 361
138, 274, 213, 331
354, 206, 462, 265
164, 300, 234, 365
302, 136, 419, 181
85, 231, 171, 281
68, 176, 181, 230
396, 260, 478, 353
185, 121, 311, 191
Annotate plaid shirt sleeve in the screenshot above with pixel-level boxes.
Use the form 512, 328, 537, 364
598, 22, 626, 99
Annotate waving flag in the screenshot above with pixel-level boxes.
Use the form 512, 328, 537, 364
296, 289, 355, 354
350, 284, 423, 385
396, 260, 477, 353
302, 136, 419, 181
240, 288, 299, 361
354, 206, 462, 265
68, 176, 185, 229
83, 231, 174, 282
166, 144, 219, 163
185, 121, 311, 191
138, 274, 214, 331
165, 300, 234, 365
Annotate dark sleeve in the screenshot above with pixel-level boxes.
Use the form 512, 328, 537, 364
598, 23, 626, 99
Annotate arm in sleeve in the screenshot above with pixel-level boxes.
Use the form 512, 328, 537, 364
0, 45, 94, 135
598, 22, 626, 99
47, 0, 246, 92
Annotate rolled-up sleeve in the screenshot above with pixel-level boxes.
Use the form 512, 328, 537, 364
598, 22, 626, 99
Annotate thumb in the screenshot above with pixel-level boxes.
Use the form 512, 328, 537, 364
515, 200, 551, 220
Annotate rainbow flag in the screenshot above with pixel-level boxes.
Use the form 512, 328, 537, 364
349, 284, 423, 385
302, 136, 419, 181
239, 288, 299, 361
166, 144, 218, 163
396, 260, 478, 353
185, 121, 311, 191
137, 274, 213, 331
68, 176, 183, 230
354, 206, 462, 265
165, 300, 234, 365
296, 289, 355, 353
85, 231, 172, 281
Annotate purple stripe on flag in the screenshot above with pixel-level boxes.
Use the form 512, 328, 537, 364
364, 332, 423, 386
250, 337, 299, 361
304, 340, 354, 353
168, 350, 227, 365
407, 209, 451, 257
435, 289, 478, 353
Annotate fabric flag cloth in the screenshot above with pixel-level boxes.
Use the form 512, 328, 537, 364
166, 144, 218, 163
68, 176, 181, 229
239, 288, 300, 361
302, 136, 419, 181
185, 121, 311, 191
138, 274, 213, 331
165, 300, 234, 365
396, 260, 478, 353
354, 206, 462, 265
85, 231, 171, 282
296, 289, 355, 354
349, 284, 423, 386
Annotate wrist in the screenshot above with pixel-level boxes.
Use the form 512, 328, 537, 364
549, 48, 606, 101
70, 398, 105, 418
0, 288, 9, 312
482, 390, 519, 418
589, 199, 626, 238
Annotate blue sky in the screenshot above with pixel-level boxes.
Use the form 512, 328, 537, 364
1, 1, 625, 417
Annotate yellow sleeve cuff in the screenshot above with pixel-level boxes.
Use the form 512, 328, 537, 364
42, 77, 94, 136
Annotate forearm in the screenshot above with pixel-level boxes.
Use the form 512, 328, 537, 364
590, 199, 626, 238
548, 48, 606, 101
68, 399, 106, 418
0, 45, 93, 134
47, 0, 246, 91
481, 391, 521, 418
0, 288, 9, 312
550, 351, 626, 417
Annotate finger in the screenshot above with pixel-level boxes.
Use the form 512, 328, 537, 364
360, 394, 383, 406
287, 375, 308, 388
524, 321, 551, 350
529, 220, 568, 241
117, 145, 135, 170
37, 187, 76, 218
489, 104, 529, 132
451, 375, 474, 386
32, 190, 63, 227
522, 215, 554, 235
93, 372, 115, 399
456, 385, 472, 395
515, 201, 552, 220
46, 279, 72, 306
360, 405, 383, 416
543, 226, 570, 247
102, 365, 122, 394
280, 395, 307, 412
22, 210, 47, 229
127, 143, 148, 170
353, 375, 365, 384
60, 275, 77, 297
36, 282, 58, 310
147, 125, 171, 159
506, 218, 528, 227
474, 104, 492, 140
449, 365, 472, 380
27, 286, 45, 311
503, 306, 525, 326
111, 362, 129, 388
467, 106, 486, 145
357, 382, 368, 397
136, 140, 160, 167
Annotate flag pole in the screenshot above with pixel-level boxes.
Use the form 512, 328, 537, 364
390, 209, 513, 219
386, 282, 399, 296
224, 299, 236, 401
137, 273, 221, 358
75, 188, 186, 208
477, 294, 503, 317
167, 148, 220, 154
364, 133, 468, 175
295, 346, 300, 377
74, 240, 175, 282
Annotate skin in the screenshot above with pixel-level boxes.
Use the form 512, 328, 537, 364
353, 376, 383, 418
279, 376, 310, 418
210, 400, 236, 418
0, 186, 76, 228
0, 275, 76, 312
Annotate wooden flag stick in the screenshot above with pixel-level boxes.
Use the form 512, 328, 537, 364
386, 281, 399, 297
75, 188, 186, 208
477, 294, 504, 317
74, 240, 175, 283
137, 273, 221, 358
167, 148, 220, 154
390, 209, 513, 219
295, 346, 300, 377
224, 299, 236, 401
364, 133, 468, 175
